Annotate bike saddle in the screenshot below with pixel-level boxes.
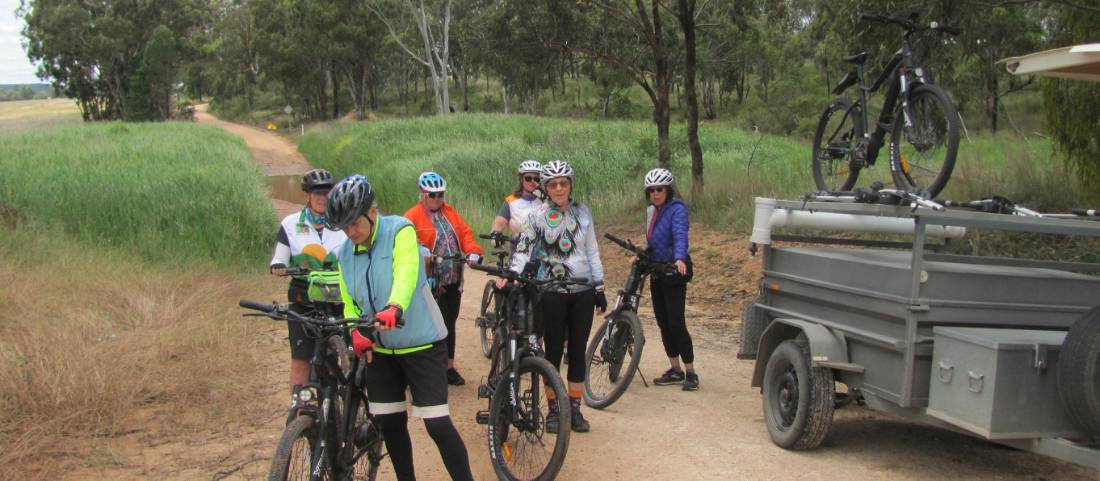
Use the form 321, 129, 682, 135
843, 52, 870, 65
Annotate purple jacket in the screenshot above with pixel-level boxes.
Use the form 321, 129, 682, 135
645, 198, 690, 262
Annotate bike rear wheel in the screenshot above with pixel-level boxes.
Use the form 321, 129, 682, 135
812, 98, 863, 193
487, 356, 571, 481
478, 281, 497, 358
890, 84, 960, 197
583, 314, 644, 409
268, 415, 322, 481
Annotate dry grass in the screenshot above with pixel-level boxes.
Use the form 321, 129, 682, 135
0, 227, 282, 480
0, 98, 81, 133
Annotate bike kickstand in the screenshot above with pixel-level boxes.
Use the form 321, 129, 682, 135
637, 367, 650, 388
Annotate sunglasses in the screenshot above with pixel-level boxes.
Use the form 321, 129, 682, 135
546, 179, 571, 190
646, 186, 667, 194
426, 192, 445, 199
522, 175, 539, 183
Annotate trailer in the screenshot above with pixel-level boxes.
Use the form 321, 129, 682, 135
740, 197, 1100, 469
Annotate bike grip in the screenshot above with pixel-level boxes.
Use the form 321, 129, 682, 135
479, 234, 494, 240
935, 25, 962, 36
1072, 209, 1100, 217
240, 299, 275, 312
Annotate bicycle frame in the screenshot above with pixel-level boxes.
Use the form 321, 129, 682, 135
844, 24, 932, 169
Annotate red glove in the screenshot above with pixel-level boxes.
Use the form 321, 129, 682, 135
351, 330, 373, 356
375, 305, 403, 330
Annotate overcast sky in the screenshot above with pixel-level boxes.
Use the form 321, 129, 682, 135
0, 0, 40, 84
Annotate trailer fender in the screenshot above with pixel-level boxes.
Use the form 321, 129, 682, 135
751, 318, 854, 387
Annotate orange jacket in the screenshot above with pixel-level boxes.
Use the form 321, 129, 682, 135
403, 202, 484, 256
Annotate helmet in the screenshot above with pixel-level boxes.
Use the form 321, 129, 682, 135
540, 160, 574, 185
301, 169, 335, 192
324, 175, 375, 230
518, 160, 542, 174
643, 168, 675, 188
417, 171, 447, 193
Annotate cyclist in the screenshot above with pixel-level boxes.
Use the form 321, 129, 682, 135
509, 160, 606, 433
403, 171, 483, 386
269, 168, 346, 393
326, 175, 474, 481
642, 168, 698, 391
488, 159, 543, 247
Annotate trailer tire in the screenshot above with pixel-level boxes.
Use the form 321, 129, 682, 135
762, 335, 834, 450
738, 295, 767, 360
1057, 304, 1100, 435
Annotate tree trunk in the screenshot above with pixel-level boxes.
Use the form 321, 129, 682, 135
653, 0, 672, 168
987, 76, 999, 134
678, 0, 704, 196
331, 66, 340, 119
502, 82, 510, 114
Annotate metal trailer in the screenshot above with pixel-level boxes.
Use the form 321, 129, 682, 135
740, 197, 1100, 469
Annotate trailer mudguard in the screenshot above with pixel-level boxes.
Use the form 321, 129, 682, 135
750, 318, 856, 387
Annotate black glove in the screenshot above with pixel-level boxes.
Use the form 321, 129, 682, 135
594, 291, 608, 313
490, 232, 505, 248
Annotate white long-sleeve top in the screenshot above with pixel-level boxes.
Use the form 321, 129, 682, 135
510, 199, 604, 292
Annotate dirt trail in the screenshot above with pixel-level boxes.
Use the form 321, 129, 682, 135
63, 113, 1096, 480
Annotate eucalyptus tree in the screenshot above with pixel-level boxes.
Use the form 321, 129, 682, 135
369, 0, 456, 115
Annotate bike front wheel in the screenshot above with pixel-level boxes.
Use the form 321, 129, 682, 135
890, 84, 960, 197
268, 415, 322, 481
477, 281, 497, 358
812, 98, 863, 193
487, 356, 571, 481
583, 314, 644, 409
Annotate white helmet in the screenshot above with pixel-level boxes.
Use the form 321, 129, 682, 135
417, 171, 447, 193
518, 160, 542, 174
540, 160, 574, 185
644, 168, 674, 189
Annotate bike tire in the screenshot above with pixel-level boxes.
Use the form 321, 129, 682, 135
812, 98, 863, 193
478, 281, 497, 359
268, 415, 321, 481
583, 314, 644, 409
342, 387, 383, 481
487, 356, 571, 481
889, 84, 960, 197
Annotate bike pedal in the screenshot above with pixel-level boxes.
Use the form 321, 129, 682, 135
475, 410, 490, 425
477, 384, 492, 399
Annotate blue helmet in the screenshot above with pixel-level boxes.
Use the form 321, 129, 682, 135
417, 171, 447, 193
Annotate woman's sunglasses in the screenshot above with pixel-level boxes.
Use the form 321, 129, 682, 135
646, 186, 667, 194
522, 175, 539, 183
427, 192, 445, 199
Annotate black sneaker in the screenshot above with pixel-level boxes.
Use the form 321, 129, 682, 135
447, 368, 466, 386
683, 371, 699, 391
546, 407, 560, 434
653, 367, 685, 385
570, 407, 590, 433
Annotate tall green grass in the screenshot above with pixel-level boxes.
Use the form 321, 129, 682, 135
0, 122, 275, 268
299, 114, 813, 233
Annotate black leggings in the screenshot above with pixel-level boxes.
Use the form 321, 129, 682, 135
540, 290, 595, 383
650, 278, 694, 364
376, 411, 473, 481
436, 283, 462, 360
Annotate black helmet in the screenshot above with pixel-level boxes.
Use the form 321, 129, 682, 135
325, 175, 375, 230
301, 169, 335, 192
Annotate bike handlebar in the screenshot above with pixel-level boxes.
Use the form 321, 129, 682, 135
238, 299, 401, 330
469, 263, 590, 288
603, 233, 646, 257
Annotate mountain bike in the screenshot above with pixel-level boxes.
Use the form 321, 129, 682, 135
471, 263, 588, 481
812, 12, 961, 198
582, 233, 653, 409
475, 232, 514, 359
242, 268, 397, 481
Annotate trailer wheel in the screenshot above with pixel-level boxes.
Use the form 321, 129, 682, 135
762, 335, 835, 450
737, 295, 767, 359
1057, 304, 1100, 435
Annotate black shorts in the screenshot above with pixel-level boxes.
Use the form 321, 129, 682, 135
287, 302, 315, 361
366, 342, 450, 418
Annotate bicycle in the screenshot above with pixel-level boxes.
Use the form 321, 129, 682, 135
471, 262, 588, 481
582, 233, 653, 409
812, 12, 961, 198
475, 232, 514, 359
242, 267, 398, 481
